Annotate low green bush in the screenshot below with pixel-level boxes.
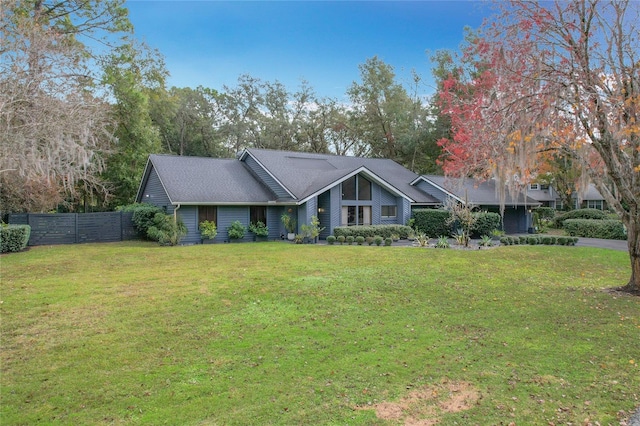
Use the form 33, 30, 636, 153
365, 236, 374, 246
411, 209, 451, 238
355, 236, 365, 245
471, 212, 501, 238
374, 236, 383, 246
554, 208, 608, 228
1, 225, 31, 253
384, 237, 392, 246
337, 235, 345, 245
119, 203, 165, 239
519, 236, 528, 244
146, 213, 187, 246
527, 236, 539, 245
557, 236, 567, 245
535, 207, 556, 221
563, 219, 626, 240
346, 236, 355, 245
326, 235, 336, 245
333, 225, 413, 239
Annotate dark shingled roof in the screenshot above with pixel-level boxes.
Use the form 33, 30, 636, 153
245, 148, 439, 204
420, 175, 541, 207
148, 154, 275, 204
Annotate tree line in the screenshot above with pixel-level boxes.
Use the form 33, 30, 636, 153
0, 0, 447, 213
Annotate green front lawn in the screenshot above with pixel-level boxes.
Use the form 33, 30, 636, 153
1, 242, 638, 425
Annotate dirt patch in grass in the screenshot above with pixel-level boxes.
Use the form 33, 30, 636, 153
357, 380, 480, 425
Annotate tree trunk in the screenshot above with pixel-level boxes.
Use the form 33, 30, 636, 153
622, 216, 640, 293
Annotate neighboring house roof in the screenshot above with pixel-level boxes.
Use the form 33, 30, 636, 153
241, 148, 440, 205
416, 175, 541, 207
138, 154, 276, 205
577, 184, 605, 201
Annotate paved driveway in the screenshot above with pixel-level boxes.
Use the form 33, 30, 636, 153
575, 237, 627, 251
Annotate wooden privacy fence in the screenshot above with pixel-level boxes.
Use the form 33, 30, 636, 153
8, 212, 138, 246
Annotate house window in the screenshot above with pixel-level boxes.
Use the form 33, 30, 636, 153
529, 183, 540, 190
342, 175, 372, 200
358, 175, 372, 200
341, 206, 371, 226
198, 206, 217, 225
381, 205, 397, 218
342, 176, 356, 200
540, 184, 550, 190
587, 200, 603, 210
250, 206, 267, 224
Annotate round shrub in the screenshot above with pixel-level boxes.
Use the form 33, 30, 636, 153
355, 236, 365, 245
556, 236, 567, 245
337, 235, 345, 244
384, 237, 393, 246
500, 237, 509, 246
365, 236, 374, 246
346, 236, 355, 245
412, 209, 452, 238
374, 236, 383, 246
527, 236, 539, 245
326, 235, 336, 245
541, 236, 552, 245
519, 236, 527, 244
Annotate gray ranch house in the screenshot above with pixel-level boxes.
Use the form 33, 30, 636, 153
135, 148, 536, 243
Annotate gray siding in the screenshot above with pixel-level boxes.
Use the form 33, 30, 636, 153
141, 167, 174, 213
401, 198, 411, 225
379, 187, 397, 225
267, 206, 283, 240
177, 206, 200, 244
329, 186, 341, 235
317, 191, 331, 239
243, 155, 290, 199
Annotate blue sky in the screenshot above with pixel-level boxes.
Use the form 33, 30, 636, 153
125, 1, 493, 100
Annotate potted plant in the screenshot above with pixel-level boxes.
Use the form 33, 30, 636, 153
199, 220, 217, 244
227, 220, 246, 242
249, 221, 269, 242
281, 213, 296, 241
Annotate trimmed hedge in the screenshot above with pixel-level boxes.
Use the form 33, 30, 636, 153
535, 207, 556, 221
412, 209, 501, 238
500, 235, 578, 246
1, 225, 31, 253
119, 203, 165, 238
471, 212, 501, 237
412, 209, 451, 238
554, 208, 608, 227
333, 225, 413, 239
563, 219, 626, 240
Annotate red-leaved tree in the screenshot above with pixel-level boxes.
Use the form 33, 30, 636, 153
437, 0, 639, 293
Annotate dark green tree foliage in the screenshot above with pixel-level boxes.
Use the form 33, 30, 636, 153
100, 41, 166, 208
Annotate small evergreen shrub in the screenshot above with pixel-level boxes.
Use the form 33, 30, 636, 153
384, 237, 392, 246
337, 235, 345, 245
510, 236, 519, 245
471, 212, 501, 238
120, 203, 165, 239
556, 236, 567, 245
0, 225, 31, 253
146, 213, 187, 246
527, 236, 539, 245
346, 236, 355, 245
374, 236, 383, 246
326, 235, 336, 245
227, 221, 247, 240
365, 236, 374, 246
412, 209, 451, 238
535, 207, 556, 221
500, 237, 509, 245
563, 219, 626, 240
355, 236, 365, 245
519, 236, 528, 244
541, 236, 552, 245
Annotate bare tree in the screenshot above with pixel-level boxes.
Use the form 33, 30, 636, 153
0, 0, 130, 212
